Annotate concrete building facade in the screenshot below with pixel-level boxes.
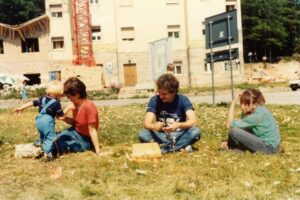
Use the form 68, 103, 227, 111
0, 0, 244, 90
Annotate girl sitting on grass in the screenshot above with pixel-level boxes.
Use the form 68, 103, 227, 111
221, 88, 281, 154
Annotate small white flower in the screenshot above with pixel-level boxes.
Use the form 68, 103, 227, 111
265, 191, 271, 195
188, 182, 196, 188
273, 181, 280, 186
244, 181, 251, 188
135, 169, 147, 175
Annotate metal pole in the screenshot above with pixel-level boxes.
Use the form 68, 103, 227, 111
251, 57, 253, 84
227, 15, 234, 100
209, 21, 215, 105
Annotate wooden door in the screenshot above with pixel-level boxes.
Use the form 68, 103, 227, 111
123, 64, 137, 87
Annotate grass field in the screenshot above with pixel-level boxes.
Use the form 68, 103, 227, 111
0, 104, 299, 200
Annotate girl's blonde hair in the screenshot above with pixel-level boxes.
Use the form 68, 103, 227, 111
240, 88, 265, 106
46, 80, 63, 96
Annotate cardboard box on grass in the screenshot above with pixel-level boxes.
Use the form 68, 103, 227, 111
15, 143, 42, 158
130, 142, 162, 162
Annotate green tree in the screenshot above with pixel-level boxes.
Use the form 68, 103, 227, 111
242, 0, 288, 61
0, 0, 45, 25
282, 0, 300, 54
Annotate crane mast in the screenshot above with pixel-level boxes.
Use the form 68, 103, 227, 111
72, 0, 95, 66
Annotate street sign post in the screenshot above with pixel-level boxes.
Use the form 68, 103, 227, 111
150, 37, 172, 80
205, 9, 238, 104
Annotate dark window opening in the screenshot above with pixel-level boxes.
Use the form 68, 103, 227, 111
0, 40, 3, 54
24, 73, 41, 85
226, 5, 235, 11
21, 38, 39, 53
51, 12, 63, 17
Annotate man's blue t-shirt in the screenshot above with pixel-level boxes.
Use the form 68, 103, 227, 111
33, 96, 64, 118
146, 94, 194, 127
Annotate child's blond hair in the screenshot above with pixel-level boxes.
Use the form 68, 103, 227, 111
46, 80, 63, 96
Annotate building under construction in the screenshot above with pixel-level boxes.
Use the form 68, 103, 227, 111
0, 0, 244, 91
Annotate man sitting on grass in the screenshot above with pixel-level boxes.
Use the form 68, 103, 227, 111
139, 73, 201, 154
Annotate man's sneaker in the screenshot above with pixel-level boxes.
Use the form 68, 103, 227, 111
184, 145, 193, 153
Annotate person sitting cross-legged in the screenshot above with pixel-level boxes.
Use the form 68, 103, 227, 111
139, 74, 201, 154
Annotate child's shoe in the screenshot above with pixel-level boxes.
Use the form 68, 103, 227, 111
33, 140, 42, 147
32, 145, 44, 159
41, 153, 54, 162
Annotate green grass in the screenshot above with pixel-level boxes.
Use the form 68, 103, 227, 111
0, 104, 299, 199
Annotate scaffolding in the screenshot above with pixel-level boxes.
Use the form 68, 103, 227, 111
72, 0, 95, 66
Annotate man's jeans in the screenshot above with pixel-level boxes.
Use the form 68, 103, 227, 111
51, 127, 92, 156
139, 127, 201, 153
228, 128, 279, 154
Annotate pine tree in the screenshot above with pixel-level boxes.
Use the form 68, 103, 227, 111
242, 0, 288, 60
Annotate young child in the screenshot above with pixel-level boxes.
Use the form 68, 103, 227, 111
20, 80, 28, 103
221, 88, 281, 154
15, 80, 65, 160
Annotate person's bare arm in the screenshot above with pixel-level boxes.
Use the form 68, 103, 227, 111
63, 103, 75, 114
226, 95, 241, 129
14, 101, 33, 113
61, 103, 75, 125
162, 109, 196, 133
143, 112, 164, 131
226, 100, 236, 129
89, 124, 100, 154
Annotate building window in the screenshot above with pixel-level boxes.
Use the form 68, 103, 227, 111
226, 5, 235, 11
204, 63, 212, 73
21, 38, 39, 53
52, 37, 64, 50
0, 40, 3, 54
119, 0, 133, 7
49, 71, 61, 81
165, 0, 179, 5
91, 26, 101, 41
173, 61, 182, 75
224, 60, 239, 71
51, 12, 62, 17
50, 4, 63, 18
121, 27, 135, 41
90, 0, 100, 5
167, 25, 180, 39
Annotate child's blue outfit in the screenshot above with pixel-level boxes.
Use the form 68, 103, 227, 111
33, 96, 64, 154
21, 84, 27, 99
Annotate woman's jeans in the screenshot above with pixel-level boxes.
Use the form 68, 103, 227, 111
228, 128, 279, 154
51, 127, 92, 156
139, 127, 201, 153
35, 114, 55, 154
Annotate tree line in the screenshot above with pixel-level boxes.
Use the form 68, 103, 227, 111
242, 0, 300, 62
0, 0, 44, 25
0, 0, 299, 62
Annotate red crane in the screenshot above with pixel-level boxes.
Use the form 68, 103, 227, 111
72, 0, 95, 66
